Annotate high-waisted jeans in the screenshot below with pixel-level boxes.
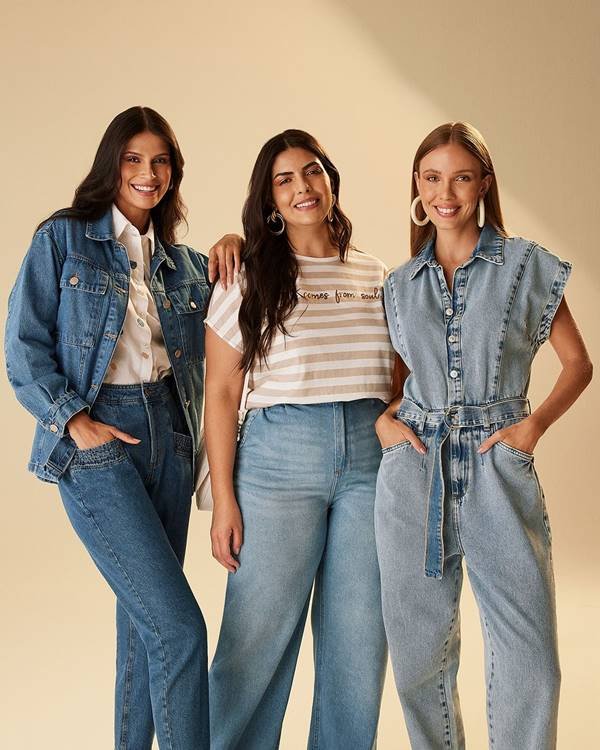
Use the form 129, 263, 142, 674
209, 399, 388, 750
58, 378, 209, 750
375, 398, 560, 749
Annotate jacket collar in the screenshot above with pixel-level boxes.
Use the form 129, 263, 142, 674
409, 224, 505, 280
85, 208, 176, 270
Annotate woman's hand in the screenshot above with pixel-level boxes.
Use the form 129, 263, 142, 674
207, 234, 243, 289
375, 409, 426, 454
210, 498, 243, 573
478, 415, 544, 456
67, 411, 140, 450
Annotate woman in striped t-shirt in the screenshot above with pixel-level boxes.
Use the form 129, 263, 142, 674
205, 130, 395, 749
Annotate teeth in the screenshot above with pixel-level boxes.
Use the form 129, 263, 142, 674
436, 206, 458, 215
132, 185, 157, 192
296, 199, 318, 208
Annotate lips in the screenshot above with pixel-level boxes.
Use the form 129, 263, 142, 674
294, 197, 320, 210
434, 205, 460, 217
131, 184, 159, 195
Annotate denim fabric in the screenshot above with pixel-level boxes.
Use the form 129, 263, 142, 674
376, 226, 569, 748
5, 209, 210, 482
58, 378, 209, 750
209, 399, 388, 750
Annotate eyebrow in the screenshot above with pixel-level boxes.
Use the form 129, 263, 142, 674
422, 168, 476, 174
123, 151, 170, 158
273, 160, 320, 180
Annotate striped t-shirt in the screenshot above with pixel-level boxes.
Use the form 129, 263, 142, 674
205, 248, 395, 409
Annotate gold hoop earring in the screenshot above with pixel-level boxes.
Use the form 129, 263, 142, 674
266, 209, 286, 236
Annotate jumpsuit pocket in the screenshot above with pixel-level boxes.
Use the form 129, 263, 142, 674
381, 440, 411, 454
496, 441, 534, 462
70, 438, 129, 469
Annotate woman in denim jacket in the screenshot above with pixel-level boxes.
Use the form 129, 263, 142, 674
5, 106, 231, 750
375, 122, 592, 749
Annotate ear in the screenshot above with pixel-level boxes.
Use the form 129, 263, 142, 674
481, 174, 493, 196
413, 170, 420, 192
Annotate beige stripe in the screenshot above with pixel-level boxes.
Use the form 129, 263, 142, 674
253, 350, 395, 370
254, 381, 392, 398
254, 366, 392, 384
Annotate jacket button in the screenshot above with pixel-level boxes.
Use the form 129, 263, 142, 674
189, 300, 197, 309
175, 349, 182, 358
163, 299, 172, 309
69, 276, 79, 286
49, 424, 58, 433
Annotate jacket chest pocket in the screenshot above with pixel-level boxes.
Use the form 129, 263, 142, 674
165, 280, 209, 364
57, 256, 110, 347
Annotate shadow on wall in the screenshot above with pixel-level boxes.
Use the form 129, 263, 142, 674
333, 0, 600, 274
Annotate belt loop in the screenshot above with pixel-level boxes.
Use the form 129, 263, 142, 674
418, 407, 427, 433
482, 405, 491, 431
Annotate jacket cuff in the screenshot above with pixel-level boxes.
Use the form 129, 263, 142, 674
45, 393, 90, 437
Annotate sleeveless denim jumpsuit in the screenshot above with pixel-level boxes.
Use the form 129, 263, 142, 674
375, 225, 570, 749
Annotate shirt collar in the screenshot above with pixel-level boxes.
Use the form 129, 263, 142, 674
409, 224, 505, 280
111, 204, 155, 253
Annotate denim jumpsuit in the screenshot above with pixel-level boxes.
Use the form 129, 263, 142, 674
5, 210, 211, 749
375, 225, 571, 749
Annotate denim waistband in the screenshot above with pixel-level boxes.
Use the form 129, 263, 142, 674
95, 376, 175, 405
396, 397, 530, 580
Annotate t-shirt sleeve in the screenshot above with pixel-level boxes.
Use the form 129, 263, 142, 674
204, 276, 244, 352
527, 244, 572, 348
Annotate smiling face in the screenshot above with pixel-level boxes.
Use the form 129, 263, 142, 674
115, 130, 172, 228
271, 147, 334, 231
415, 143, 492, 232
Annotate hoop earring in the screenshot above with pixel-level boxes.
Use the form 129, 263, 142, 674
327, 195, 337, 223
267, 209, 286, 236
410, 196, 430, 226
477, 197, 485, 228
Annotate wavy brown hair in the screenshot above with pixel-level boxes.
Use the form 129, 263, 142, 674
239, 129, 352, 371
411, 122, 507, 256
38, 106, 186, 245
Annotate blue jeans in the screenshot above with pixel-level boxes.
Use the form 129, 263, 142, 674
58, 378, 209, 750
209, 399, 388, 750
375, 400, 560, 749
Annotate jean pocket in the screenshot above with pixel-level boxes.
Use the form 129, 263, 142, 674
173, 431, 193, 458
496, 441, 534, 462
70, 438, 128, 469
238, 409, 260, 449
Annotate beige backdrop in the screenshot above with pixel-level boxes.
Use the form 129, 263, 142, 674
1, 1, 598, 747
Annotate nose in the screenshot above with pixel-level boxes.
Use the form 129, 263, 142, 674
439, 178, 455, 200
297, 178, 312, 194
140, 159, 157, 179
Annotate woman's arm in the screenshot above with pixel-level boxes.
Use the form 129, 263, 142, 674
375, 355, 426, 453
204, 325, 245, 572
479, 298, 593, 454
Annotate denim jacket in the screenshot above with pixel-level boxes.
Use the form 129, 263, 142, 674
5, 209, 210, 483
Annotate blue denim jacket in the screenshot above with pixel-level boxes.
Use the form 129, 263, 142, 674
5, 209, 210, 483
384, 224, 571, 411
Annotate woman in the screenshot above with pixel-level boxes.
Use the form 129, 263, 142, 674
374, 122, 592, 749
5, 106, 232, 749
204, 129, 394, 749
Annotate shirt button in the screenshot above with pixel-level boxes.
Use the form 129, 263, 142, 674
163, 299, 172, 309
142, 352, 150, 359
49, 423, 58, 433
450, 370, 459, 379
448, 335, 457, 343
189, 300, 197, 310
136, 318, 144, 327
445, 308, 453, 317
130, 261, 137, 270
69, 276, 79, 286
174, 349, 182, 358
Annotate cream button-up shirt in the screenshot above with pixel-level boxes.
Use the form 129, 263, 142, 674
103, 205, 172, 384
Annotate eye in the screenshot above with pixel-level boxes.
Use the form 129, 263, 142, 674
124, 155, 140, 163
426, 175, 439, 182
153, 157, 169, 164
307, 166, 323, 176
277, 177, 291, 185
456, 175, 470, 181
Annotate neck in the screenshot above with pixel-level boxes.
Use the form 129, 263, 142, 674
115, 200, 151, 235
434, 221, 481, 264
286, 224, 338, 258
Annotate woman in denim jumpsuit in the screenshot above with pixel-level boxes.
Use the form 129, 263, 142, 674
4, 107, 231, 750
374, 122, 592, 749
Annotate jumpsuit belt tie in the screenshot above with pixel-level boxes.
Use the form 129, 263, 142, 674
396, 397, 531, 580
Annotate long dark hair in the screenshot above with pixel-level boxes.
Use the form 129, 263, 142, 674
38, 106, 186, 245
411, 121, 507, 256
239, 129, 352, 371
